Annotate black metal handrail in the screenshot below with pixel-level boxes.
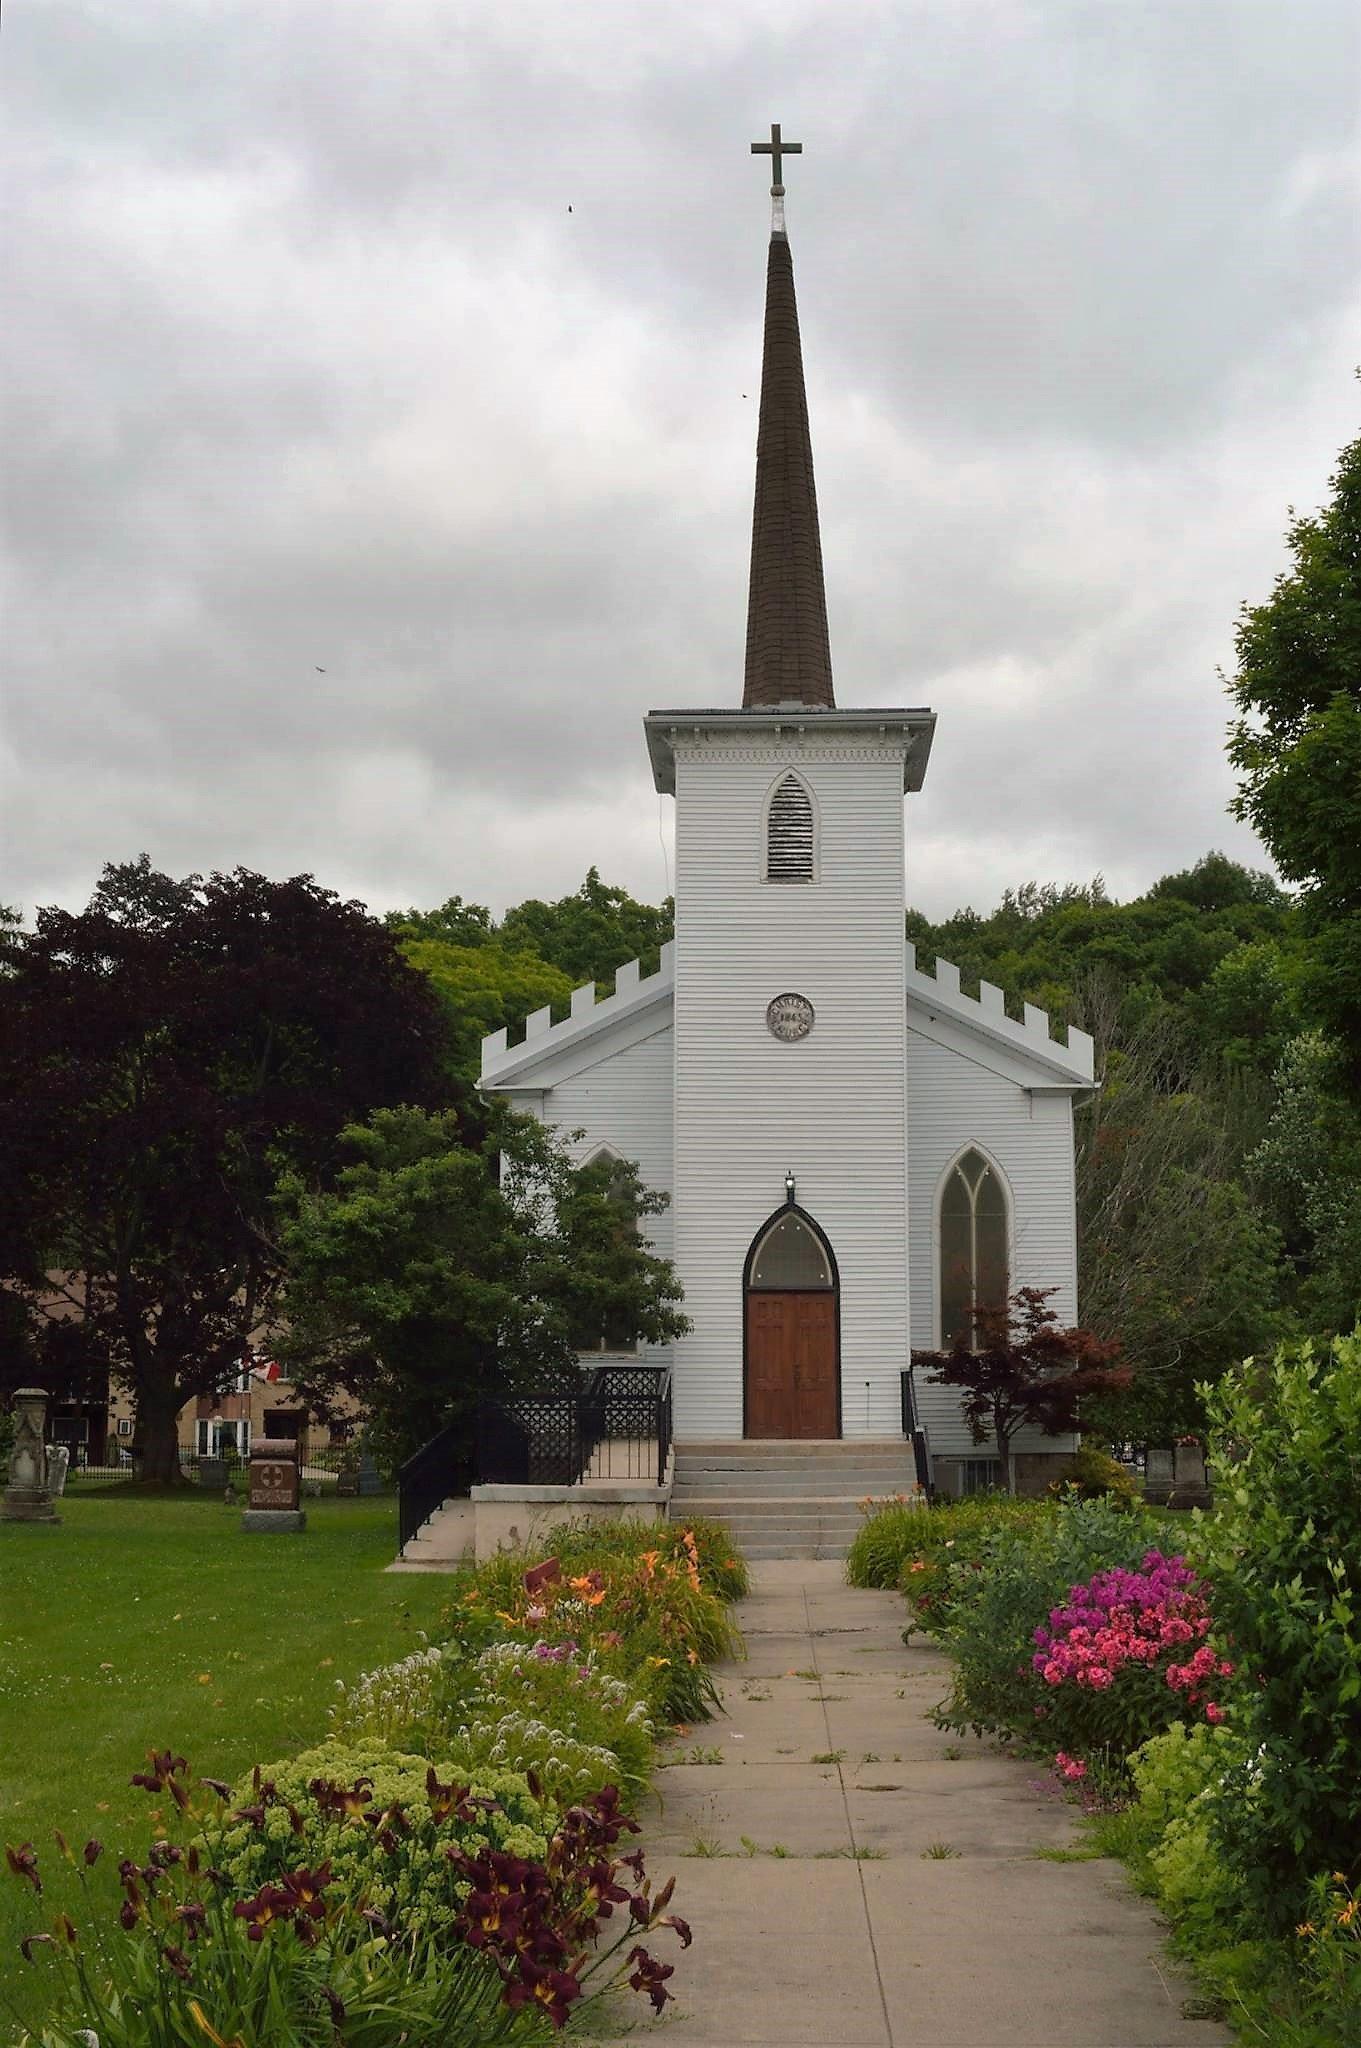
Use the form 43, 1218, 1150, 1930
899, 1367, 934, 1498
397, 1422, 471, 1551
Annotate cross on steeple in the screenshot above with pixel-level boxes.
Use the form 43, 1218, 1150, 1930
751, 122, 802, 193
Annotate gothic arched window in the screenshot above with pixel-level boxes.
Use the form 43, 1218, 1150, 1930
765, 772, 816, 883
938, 1148, 1010, 1349
748, 1209, 833, 1290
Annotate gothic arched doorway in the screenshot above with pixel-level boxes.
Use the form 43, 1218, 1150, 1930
743, 1205, 840, 1438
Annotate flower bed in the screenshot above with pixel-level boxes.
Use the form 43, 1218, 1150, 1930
5, 1516, 746, 2044
862, 1336, 1361, 2044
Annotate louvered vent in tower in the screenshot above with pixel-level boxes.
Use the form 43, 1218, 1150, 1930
766, 773, 815, 882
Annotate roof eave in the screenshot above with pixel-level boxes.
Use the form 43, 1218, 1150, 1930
644, 707, 936, 793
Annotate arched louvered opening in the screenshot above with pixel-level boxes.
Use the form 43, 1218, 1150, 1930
938, 1147, 1011, 1350
765, 772, 815, 883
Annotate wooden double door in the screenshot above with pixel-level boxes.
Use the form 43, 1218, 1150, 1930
745, 1291, 839, 1439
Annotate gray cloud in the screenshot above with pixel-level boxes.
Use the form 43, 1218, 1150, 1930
4, 0, 1358, 927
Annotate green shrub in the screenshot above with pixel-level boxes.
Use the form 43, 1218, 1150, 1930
846, 1497, 931, 1588
1050, 1443, 1139, 1504
1127, 1723, 1248, 1941
847, 1492, 1044, 1592
928, 1497, 1166, 1742
212, 1740, 550, 1933
1196, 1333, 1361, 1933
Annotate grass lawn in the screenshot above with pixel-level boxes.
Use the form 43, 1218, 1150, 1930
0, 1490, 454, 2033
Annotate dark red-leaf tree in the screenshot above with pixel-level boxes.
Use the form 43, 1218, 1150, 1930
0, 858, 450, 1483
912, 1287, 1131, 1493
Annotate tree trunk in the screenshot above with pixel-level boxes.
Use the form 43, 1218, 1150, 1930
136, 1384, 188, 1485
996, 1428, 1015, 1496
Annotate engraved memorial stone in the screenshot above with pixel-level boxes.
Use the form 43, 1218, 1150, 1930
1144, 1446, 1174, 1504
241, 1437, 306, 1532
2, 1389, 60, 1524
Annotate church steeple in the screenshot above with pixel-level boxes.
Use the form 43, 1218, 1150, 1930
743, 125, 835, 711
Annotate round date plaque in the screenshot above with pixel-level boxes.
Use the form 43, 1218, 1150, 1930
766, 992, 814, 1042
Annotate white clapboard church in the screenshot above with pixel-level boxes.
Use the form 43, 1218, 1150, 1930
479, 132, 1093, 1523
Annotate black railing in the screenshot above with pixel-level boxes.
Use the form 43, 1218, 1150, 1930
471, 1368, 673, 1494
579, 1366, 671, 1486
397, 1424, 473, 1551
398, 1370, 674, 1550
899, 1368, 934, 1498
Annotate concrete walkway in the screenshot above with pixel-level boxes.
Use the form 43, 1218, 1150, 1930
584, 1563, 1229, 2048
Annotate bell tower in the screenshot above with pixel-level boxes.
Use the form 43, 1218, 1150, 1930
645, 132, 935, 1441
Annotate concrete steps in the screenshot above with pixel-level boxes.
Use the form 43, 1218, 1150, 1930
671, 1441, 920, 1560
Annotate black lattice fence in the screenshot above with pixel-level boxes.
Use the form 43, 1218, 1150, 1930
62, 1445, 364, 1488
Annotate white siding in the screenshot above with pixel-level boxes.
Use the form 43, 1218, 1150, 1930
536, 1026, 676, 1368
671, 730, 913, 1439
907, 1031, 1078, 1458
540, 1024, 676, 1267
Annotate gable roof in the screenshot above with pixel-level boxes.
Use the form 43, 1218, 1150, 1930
480, 940, 1095, 1097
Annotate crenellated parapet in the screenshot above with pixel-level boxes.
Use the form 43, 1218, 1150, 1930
905, 941, 1095, 1085
481, 943, 676, 1088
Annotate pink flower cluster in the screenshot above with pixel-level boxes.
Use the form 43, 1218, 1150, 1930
1054, 1750, 1087, 1782
1031, 1551, 1233, 1724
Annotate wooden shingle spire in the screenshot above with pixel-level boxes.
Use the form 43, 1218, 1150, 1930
743, 127, 834, 710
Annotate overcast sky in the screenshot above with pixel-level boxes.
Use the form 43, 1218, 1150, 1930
4, 0, 1358, 926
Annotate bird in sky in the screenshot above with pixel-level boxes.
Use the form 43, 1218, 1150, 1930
315, 666, 326, 673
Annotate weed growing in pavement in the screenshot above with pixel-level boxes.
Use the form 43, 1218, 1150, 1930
923, 1841, 960, 1859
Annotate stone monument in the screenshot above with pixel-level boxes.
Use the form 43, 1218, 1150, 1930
241, 1437, 306, 1533
1143, 1445, 1174, 1505
2, 1390, 60, 1523
47, 1443, 71, 1497
1171, 1440, 1211, 1509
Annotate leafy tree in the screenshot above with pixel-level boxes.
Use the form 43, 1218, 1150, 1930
1249, 1032, 1361, 1334
1229, 426, 1361, 1074
401, 937, 574, 1084
0, 862, 446, 1482
385, 894, 494, 948
273, 1106, 688, 1470
499, 869, 673, 990
1073, 979, 1287, 1438
912, 1287, 1130, 1493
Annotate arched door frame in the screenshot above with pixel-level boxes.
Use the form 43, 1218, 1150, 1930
741, 1201, 842, 1438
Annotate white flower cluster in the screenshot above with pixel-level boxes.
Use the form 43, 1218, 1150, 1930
449, 1709, 621, 1794
329, 1644, 444, 1746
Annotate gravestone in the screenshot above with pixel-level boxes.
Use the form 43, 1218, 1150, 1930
198, 1456, 228, 1492
2, 1390, 60, 1523
1172, 1441, 1211, 1509
357, 1452, 382, 1497
1144, 1445, 1174, 1505
241, 1438, 306, 1533
47, 1444, 71, 1497
336, 1463, 361, 1497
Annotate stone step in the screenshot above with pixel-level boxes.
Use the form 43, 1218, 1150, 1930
676, 1440, 907, 1458
737, 1543, 853, 1559
673, 1473, 912, 1495
676, 1494, 874, 1513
